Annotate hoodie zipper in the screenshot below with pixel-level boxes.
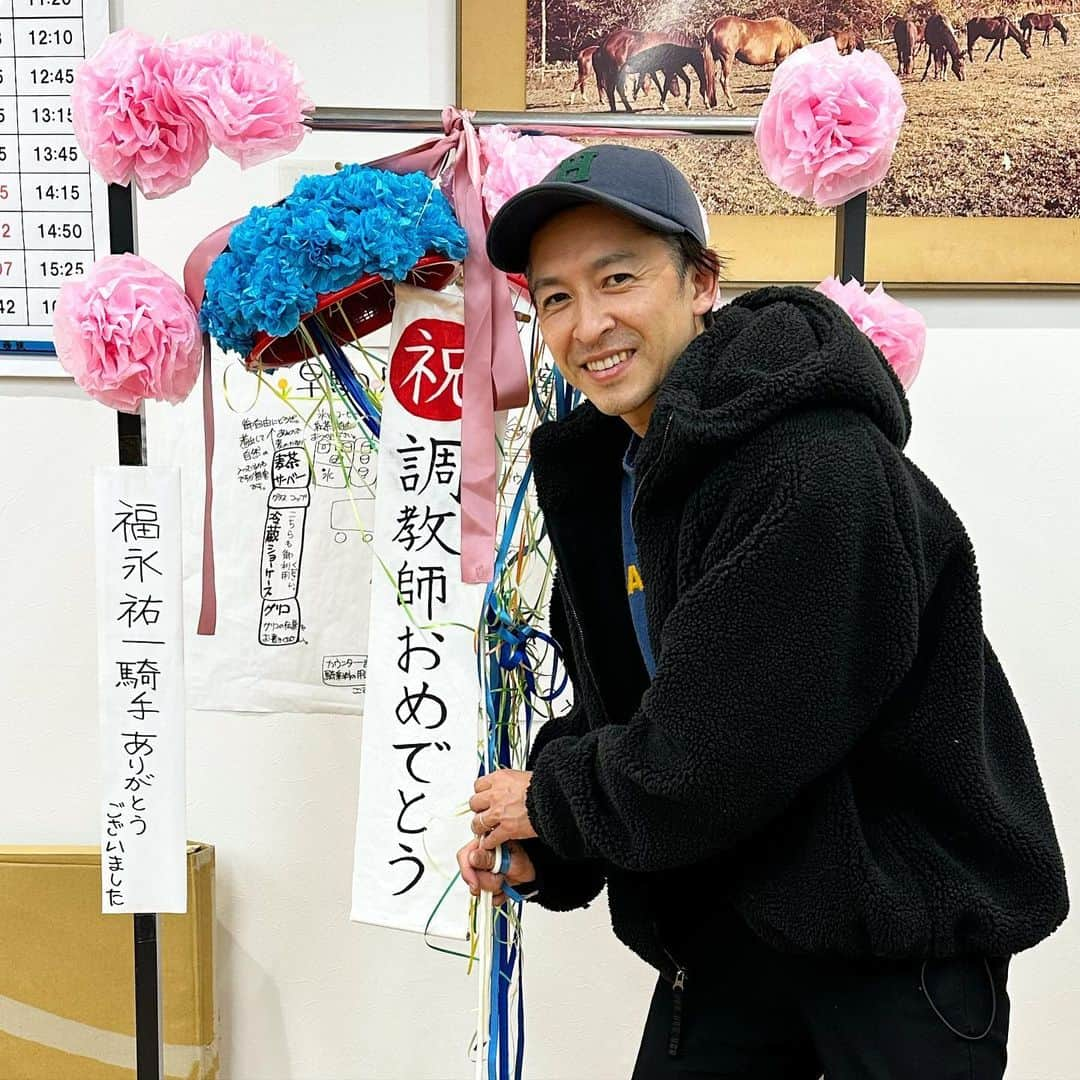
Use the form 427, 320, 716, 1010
550, 552, 610, 727
653, 919, 689, 1058
563, 588, 609, 725
666, 956, 687, 1057
630, 414, 673, 532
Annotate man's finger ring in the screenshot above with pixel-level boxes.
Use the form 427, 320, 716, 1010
479, 811, 488, 829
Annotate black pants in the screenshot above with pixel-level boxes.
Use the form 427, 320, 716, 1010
631, 911, 1009, 1079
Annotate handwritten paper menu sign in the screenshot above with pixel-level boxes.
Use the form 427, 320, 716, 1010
0, 0, 111, 375
95, 466, 187, 914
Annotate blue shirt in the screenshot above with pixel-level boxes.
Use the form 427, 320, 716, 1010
621, 433, 656, 678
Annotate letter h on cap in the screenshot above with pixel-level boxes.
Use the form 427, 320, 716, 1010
552, 149, 599, 183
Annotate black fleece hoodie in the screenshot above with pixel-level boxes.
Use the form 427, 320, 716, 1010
520, 286, 1067, 978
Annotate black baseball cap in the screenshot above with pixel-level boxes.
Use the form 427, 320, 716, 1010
485, 144, 708, 275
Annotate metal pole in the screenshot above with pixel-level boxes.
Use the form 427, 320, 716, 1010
305, 106, 758, 137
133, 913, 164, 1080
109, 183, 145, 467
108, 179, 160, 1080
835, 190, 868, 283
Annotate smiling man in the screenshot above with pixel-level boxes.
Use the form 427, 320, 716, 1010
456, 145, 1066, 1078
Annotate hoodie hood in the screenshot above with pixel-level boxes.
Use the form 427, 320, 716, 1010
531, 285, 911, 504
659, 286, 910, 453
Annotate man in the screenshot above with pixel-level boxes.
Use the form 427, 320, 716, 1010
456, 145, 1067, 1077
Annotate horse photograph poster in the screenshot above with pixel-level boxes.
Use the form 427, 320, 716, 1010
458, 0, 1080, 288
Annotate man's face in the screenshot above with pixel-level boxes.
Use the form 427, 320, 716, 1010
528, 203, 716, 436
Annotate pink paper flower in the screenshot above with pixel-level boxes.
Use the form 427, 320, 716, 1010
755, 38, 906, 208
816, 276, 925, 388
72, 28, 210, 198
173, 31, 313, 169
54, 255, 203, 412
478, 125, 581, 218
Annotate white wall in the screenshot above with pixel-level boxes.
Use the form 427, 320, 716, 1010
1, 2, 1077, 1077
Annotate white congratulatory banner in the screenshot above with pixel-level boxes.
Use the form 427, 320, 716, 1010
95, 466, 187, 914
351, 285, 483, 938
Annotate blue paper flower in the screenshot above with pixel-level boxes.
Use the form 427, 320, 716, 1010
200, 165, 467, 355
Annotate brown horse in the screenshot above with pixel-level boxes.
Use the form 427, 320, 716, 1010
706, 16, 810, 109
813, 28, 866, 54
888, 14, 927, 58
967, 16, 1032, 61
922, 14, 966, 80
892, 18, 919, 74
595, 29, 704, 112
569, 45, 600, 105
622, 41, 716, 109
1020, 12, 1069, 46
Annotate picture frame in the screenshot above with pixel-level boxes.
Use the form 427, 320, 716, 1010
456, 0, 1080, 290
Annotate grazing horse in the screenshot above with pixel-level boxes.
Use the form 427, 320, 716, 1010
630, 23, 703, 101
706, 16, 810, 109
631, 68, 680, 103
892, 18, 919, 74
922, 14, 966, 80
630, 30, 689, 105
595, 29, 703, 112
1020, 12, 1068, 46
622, 42, 716, 110
967, 16, 1032, 61
569, 45, 601, 105
814, 28, 866, 54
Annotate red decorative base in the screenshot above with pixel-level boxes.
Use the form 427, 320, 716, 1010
245, 254, 461, 370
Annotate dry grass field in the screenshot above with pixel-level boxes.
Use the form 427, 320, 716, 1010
525, 25, 1079, 217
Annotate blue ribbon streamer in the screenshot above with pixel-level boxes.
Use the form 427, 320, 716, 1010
476, 354, 579, 1079
477, 459, 537, 1080
306, 319, 382, 439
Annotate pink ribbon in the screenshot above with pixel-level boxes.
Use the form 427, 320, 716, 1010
368, 106, 529, 583
183, 218, 244, 635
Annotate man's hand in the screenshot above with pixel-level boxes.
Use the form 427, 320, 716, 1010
469, 768, 537, 849
456, 838, 536, 907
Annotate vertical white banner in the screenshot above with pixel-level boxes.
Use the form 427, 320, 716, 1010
351, 285, 483, 938
95, 466, 187, 914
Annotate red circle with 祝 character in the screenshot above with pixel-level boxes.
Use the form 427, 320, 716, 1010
389, 318, 465, 421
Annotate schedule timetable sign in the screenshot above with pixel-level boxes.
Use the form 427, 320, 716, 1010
0, 0, 111, 376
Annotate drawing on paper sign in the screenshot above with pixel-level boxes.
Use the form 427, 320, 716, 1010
233, 360, 386, 646
323, 653, 367, 692
330, 500, 373, 545
259, 446, 311, 646
171, 341, 390, 710
313, 432, 357, 488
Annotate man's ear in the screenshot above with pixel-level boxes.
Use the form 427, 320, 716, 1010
690, 261, 719, 319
